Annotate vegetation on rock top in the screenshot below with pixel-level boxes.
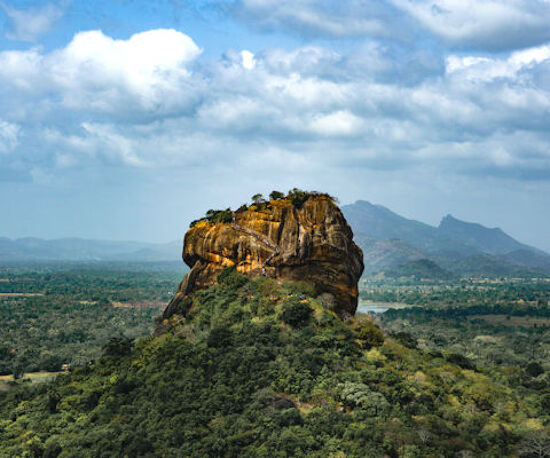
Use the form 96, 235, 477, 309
189, 189, 336, 228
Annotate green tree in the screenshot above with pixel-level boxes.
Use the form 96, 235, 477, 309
251, 193, 265, 205
269, 190, 285, 200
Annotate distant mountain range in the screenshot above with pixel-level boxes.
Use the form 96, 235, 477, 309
2, 200, 549, 277
0, 237, 181, 263
342, 200, 550, 277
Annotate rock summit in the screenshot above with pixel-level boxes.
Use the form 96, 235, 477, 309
164, 192, 364, 319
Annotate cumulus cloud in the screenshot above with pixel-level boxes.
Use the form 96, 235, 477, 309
240, 50, 256, 70
0, 1, 69, 42
0, 28, 549, 184
0, 29, 202, 118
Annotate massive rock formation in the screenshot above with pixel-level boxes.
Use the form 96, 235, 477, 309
164, 194, 364, 319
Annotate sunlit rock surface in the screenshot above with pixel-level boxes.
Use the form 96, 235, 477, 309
164, 195, 364, 319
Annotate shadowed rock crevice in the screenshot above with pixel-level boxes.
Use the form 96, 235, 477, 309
164, 194, 364, 319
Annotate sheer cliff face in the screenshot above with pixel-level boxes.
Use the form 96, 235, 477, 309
164, 195, 364, 318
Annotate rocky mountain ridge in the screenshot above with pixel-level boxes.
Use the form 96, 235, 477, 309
342, 200, 550, 276
164, 193, 364, 319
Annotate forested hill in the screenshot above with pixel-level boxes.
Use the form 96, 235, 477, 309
342, 200, 550, 276
0, 237, 180, 263
0, 270, 546, 456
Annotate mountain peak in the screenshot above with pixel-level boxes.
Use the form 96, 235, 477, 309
439, 214, 503, 234
343, 201, 550, 275
437, 214, 527, 255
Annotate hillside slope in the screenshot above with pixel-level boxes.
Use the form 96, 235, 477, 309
438, 214, 531, 255
0, 272, 545, 457
342, 200, 550, 276
353, 234, 427, 275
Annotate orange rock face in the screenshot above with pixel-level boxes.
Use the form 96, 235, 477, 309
164, 195, 364, 318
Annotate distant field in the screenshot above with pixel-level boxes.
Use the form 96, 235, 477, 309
111, 300, 165, 309
0, 293, 44, 297
0, 371, 64, 390
0, 371, 62, 382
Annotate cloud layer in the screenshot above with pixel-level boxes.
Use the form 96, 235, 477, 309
0, 26, 548, 183
231, 0, 550, 51
0, 1, 549, 250
393, 0, 550, 50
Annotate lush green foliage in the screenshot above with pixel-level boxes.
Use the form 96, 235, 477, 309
269, 190, 285, 200
190, 208, 233, 227
365, 279, 549, 434
360, 278, 550, 309
0, 263, 183, 376
280, 300, 313, 328
0, 272, 548, 457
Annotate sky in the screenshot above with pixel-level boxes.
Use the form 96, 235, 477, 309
0, 0, 549, 251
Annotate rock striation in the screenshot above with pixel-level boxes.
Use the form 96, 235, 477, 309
164, 194, 364, 319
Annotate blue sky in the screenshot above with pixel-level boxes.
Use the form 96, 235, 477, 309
0, 0, 549, 251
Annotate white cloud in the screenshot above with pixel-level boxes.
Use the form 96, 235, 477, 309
446, 44, 550, 81
0, 29, 202, 115
0, 30, 549, 183
232, 0, 550, 50
0, 1, 69, 42
309, 111, 365, 137
391, 0, 550, 50
0, 120, 19, 153
241, 50, 256, 69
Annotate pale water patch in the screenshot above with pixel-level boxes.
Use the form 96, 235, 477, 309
357, 299, 412, 314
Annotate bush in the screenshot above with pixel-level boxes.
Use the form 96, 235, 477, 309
102, 337, 133, 359
207, 326, 233, 348
283, 281, 316, 298
446, 352, 476, 370
281, 300, 312, 328
171, 296, 193, 316
287, 188, 310, 208
352, 317, 384, 347
391, 331, 417, 349
217, 267, 249, 289
269, 191, 285, 200
525, 361, 544, 378
190, 208, 233, 227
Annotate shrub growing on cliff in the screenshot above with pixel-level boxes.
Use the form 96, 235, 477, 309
251, 193, 265, 205
102, 337, 133, 359
286, 188, 310, 208
269, 190, 285, 200
217, 267, 248, 289
352, 316, 384, 348
280, 299, 312, 328
190, 208, 233, 227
